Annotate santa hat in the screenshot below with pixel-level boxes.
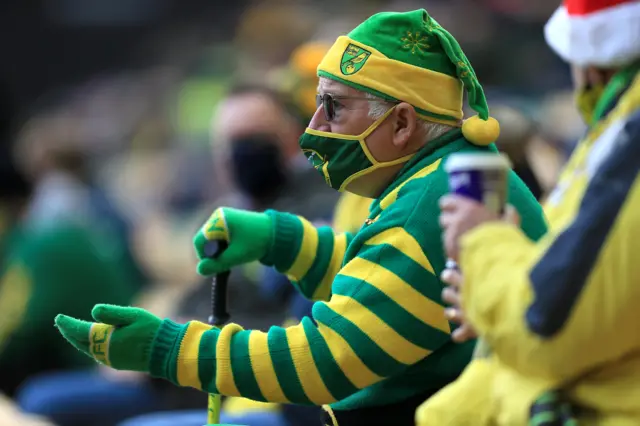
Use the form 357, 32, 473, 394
544, 0, 640, 67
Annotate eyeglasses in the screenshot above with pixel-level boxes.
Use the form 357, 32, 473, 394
316, 93, 373, 122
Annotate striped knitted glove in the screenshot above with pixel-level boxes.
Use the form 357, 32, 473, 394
193, 207, 273, 276
55, 304, 161, 371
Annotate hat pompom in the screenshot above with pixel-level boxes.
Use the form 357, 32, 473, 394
462, 115, 500, 146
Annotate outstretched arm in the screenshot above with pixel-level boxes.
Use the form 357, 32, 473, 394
154, 224, 449, 405
57, 219, 450, 405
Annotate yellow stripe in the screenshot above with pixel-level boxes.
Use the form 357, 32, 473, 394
317, 322, 382, 389
177, 321, 212, 389
341, 257, 450, 334
286, 217, 319, 280
222, 397, 280, 415
89, 323, 114, 366
285, 325, 336, 405
380, 159, 441, 210
364, 227, 435, 274
313, 233, 348, 301
248, 331, 290, 403
333, 193, 373, 234
329, 294, 430, 365
318, 36, 463, 122
216, 323, 244, 396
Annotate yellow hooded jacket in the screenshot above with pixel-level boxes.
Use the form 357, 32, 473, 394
417, 71, 640, 425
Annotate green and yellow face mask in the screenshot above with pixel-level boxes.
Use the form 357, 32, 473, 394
298, 106, 414, 191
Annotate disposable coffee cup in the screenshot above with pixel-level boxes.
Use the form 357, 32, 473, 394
444, 152, 512, 215
443, 152, 512, 359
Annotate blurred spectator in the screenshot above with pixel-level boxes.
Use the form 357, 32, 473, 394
9, 104, 152, 426
0, 85, 135, 400
0, 147, 137, 395
232, 2, 318, 76
16, 108, 148, 292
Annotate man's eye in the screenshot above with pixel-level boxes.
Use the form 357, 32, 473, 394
332, 100, 343, 111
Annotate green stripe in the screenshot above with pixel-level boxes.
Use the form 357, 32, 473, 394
318, 71, 460, 124
198, 329, 219, 393
229, 330, 266, 401
301, 316, 358, 400
295, 226, 335, 298
340, 233, 355, 268
341, 233, 358, 268
359, 244, 444, 304
149, 319, 183, 383
333, 276, 450, 350
168, 324, 190, 385
314, 302, 407, 377
262, 211, 304, 272
267, 327, 313, 405
345, 233, 355, 255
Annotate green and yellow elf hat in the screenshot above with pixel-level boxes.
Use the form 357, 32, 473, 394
317, 9, 500, 146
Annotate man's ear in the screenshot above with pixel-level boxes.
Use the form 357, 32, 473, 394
392, 103, 417, 149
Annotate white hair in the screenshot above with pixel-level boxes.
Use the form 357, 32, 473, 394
365, 92, 453, 142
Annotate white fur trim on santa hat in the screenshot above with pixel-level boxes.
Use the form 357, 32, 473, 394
544, 1, 640, 67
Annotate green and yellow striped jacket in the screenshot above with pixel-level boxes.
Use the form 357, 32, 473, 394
149, 130, 547, 411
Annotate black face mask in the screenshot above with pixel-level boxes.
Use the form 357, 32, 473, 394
229, 135, 289, 202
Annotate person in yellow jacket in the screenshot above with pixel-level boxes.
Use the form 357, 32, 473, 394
417, 0, 640, 425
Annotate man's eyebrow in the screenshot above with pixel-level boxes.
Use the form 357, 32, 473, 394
317, 86, 347, 97
317, 85, 335, 95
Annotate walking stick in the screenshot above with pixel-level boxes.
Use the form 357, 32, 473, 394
203, 240, 231, 426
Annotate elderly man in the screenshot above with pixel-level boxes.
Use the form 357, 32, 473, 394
418, 0, 640, 425
55, 9, 547, 426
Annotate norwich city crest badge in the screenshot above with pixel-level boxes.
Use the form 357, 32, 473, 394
340, 44, 371, 75
302, 149, 332, 187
